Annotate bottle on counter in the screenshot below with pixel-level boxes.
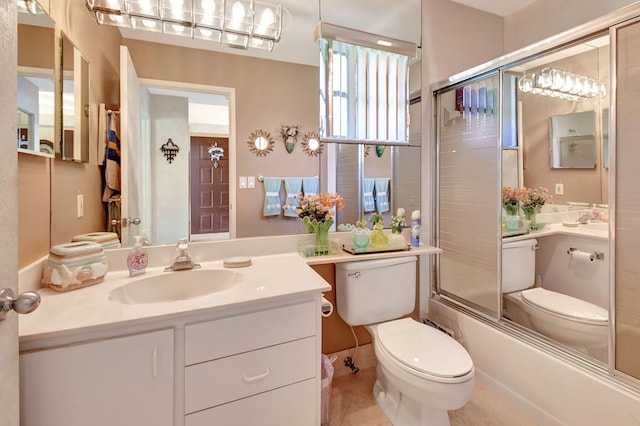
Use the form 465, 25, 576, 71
411, 210, 421, 247
127, 235, 149, 277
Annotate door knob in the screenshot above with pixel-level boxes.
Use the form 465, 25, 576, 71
0, 288, 41, 320
110, 217, 141, 227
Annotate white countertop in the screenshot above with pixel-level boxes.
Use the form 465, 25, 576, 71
303, 244, 441, 265
503, 222, 609, 242
19, 253, 331, 348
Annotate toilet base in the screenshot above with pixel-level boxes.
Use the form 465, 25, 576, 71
373, 365, 453, 426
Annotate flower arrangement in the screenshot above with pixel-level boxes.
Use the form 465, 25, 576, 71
281, 124, 300, 153
391, 210, 406, 234
293, 192, 345, 223
520, 186, 552, 220
502, 186, 520, 216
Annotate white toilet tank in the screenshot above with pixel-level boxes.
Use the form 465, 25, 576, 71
336, 256, 417, 326
502, 238, 537, 293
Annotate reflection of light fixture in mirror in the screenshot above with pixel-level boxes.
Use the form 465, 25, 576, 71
17, 0, 43, 15
301, 131, 323, 157
85, 0, 282, 51
518, 67, 607, 102
247, 129, 274, 157
160, 138, 180, 163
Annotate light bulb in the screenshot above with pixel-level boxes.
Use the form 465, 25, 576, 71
232, 1, 245, 20
199, 28, 213, 38
260, 8, 275, 26
142, 19, 156, 29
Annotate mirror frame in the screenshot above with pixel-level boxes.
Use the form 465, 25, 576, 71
247, 129, 275, 157
59, 31, 90, 163
301, 131, 323, 156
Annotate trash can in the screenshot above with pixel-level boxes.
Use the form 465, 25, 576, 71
320, 354, 336, 426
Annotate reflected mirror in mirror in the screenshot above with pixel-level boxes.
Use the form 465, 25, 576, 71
60, 32, 90, 162
17, 8, 56, 157
549, 111, 596, 168
501, 33, 610, 365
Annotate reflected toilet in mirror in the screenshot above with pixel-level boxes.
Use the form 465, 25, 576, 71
502, 238, 608, 360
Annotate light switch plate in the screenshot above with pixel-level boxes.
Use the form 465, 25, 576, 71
77, 194, 84, 218
247, 176, 256, 188
555, 183, 564, 195
239, 177, 247, 188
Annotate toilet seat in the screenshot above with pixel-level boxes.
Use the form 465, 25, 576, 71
521, 287, 608, 325
376, 318, 473, 381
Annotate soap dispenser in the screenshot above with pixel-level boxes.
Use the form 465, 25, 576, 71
127, 235, 149, 277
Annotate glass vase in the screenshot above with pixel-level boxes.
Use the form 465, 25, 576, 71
504, 215, 519, 232
523, 206, 541, 230
302, 217, 333, 255
352, 228, 370, 252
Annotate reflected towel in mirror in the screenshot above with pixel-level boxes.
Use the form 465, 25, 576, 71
375, 178, 390, 212
363, 178, 375, 212
284, 177, 303, 217
302, 176, 319, 197
262, 177, 282, 216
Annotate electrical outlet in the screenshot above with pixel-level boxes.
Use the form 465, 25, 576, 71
239, 177, 247, 188
555, 183, 564, 195
247, 176, 256, 188
77, 194, 84, 218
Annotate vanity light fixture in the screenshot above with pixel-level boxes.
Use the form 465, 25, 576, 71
85, 0, 283, 51
518, 67, 607, 102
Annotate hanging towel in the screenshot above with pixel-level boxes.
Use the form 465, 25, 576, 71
302, 176, 319, 197
363, 178, 376, 212
102, 112, 121, 202
375, 178, 390, 213
262, 177, 282, 216
283, 177, 303, 217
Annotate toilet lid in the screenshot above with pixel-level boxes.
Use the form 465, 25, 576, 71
377, 318, 473, 379
521, 288, 608, 325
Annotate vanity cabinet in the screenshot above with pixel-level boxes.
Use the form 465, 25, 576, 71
184, 301, 318, 425
20, 328, 174, 426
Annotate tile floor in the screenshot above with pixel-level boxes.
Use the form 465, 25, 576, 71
326, 344, 539, 426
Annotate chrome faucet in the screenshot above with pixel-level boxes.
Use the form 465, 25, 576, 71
577, 212, 595, 224
164, 238, 201, 272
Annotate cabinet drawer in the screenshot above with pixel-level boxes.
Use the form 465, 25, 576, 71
185, 301, 316, 365
185, 336, 316, 413
185, 378, 316, 426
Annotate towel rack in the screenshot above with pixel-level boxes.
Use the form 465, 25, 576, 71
257, 175, 319, 182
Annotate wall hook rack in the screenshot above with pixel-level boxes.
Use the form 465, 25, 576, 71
160, 138, 180, 164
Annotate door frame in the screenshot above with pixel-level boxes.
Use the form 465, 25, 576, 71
138, 79, 237, 239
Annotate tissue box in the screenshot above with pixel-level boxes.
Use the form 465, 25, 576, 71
42, 242, 108, 292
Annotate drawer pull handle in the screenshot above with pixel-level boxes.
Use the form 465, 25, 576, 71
243, 368, 270, 383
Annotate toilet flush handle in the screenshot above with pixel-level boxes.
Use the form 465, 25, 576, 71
347, 272, 361, 279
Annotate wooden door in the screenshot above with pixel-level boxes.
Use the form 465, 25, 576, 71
190, 137, 229, 234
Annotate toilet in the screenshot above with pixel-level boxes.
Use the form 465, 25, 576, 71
502, 238, 608, 350
336, 257, 474, 426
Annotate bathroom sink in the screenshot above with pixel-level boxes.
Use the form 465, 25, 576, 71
110, 269, 241, 304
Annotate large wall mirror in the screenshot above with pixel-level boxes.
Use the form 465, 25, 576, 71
17, 7, 56, 157
60, 32, 90, 162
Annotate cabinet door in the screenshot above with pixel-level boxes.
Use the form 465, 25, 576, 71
20, 329, 174, 426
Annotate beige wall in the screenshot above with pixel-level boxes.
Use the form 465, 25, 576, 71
124, 39, 320, 238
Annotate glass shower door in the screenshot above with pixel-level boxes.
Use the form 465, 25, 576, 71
435, 73, 501, 317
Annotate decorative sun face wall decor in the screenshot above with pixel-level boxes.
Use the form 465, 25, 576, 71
301, 131, 324, 157
247, 129, 275, 157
